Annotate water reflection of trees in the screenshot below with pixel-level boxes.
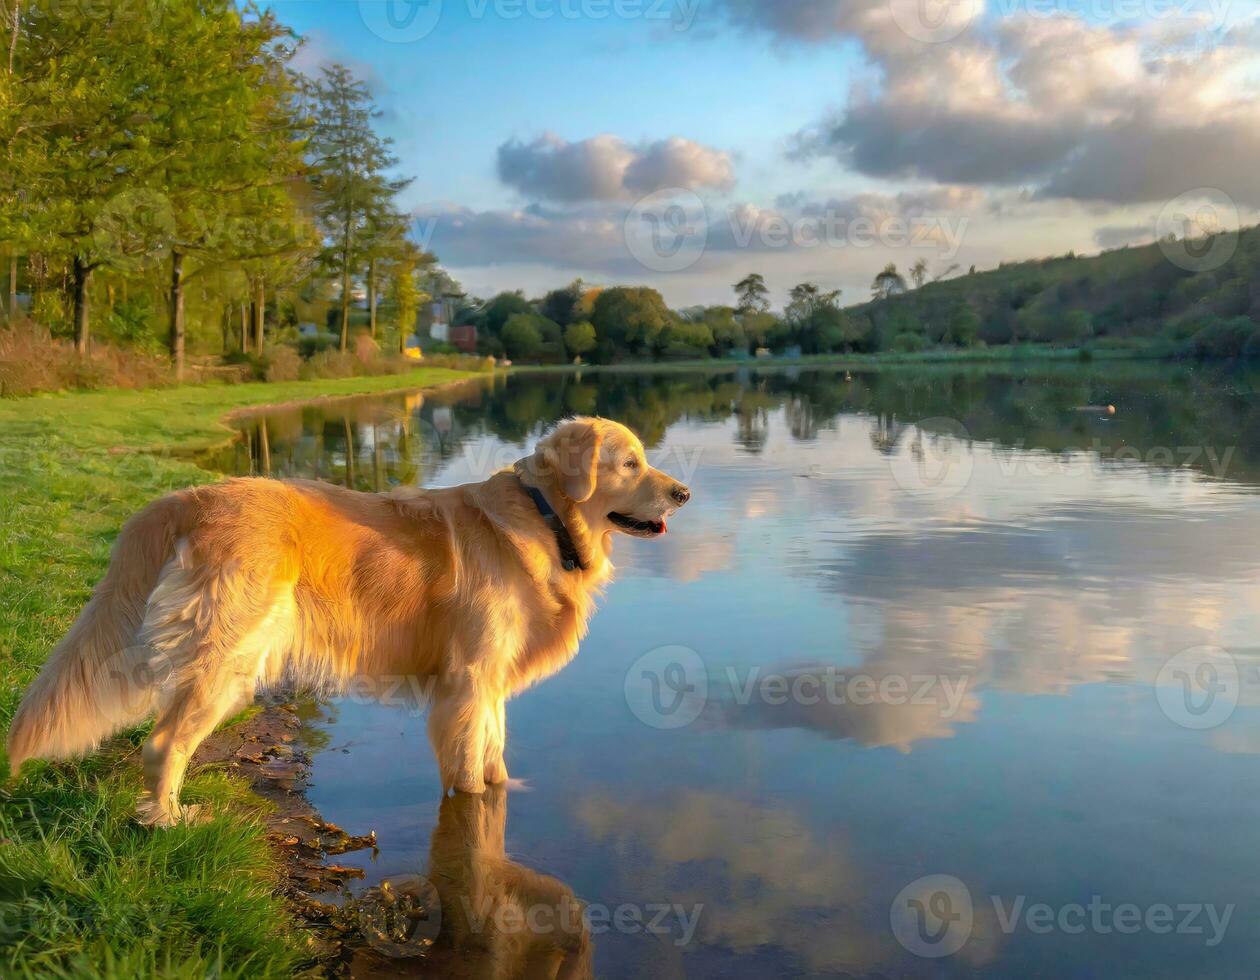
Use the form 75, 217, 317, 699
204, 364, 1260, 491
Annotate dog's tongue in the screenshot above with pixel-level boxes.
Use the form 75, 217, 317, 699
658, 517, 667, 534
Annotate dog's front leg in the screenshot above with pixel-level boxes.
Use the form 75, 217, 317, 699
483, 697, 508, 786
428, 670, 489, 794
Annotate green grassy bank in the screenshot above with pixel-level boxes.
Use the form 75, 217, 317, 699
0, 368, 476, 978
512, 341, 1170, 376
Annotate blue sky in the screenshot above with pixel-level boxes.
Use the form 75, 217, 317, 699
276, 1, 859, 207
271, 0, 1260, 306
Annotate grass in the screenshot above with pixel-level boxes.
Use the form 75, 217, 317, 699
0, 367, 476, 977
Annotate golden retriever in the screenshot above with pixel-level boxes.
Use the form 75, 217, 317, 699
7, 417, 690, 827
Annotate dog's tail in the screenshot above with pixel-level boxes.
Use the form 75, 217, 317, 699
7, 493, 190, 776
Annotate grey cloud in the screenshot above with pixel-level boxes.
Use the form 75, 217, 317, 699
496, 132, 734, 203
411, 181, 984, 275
713, 0, 1260, 206
1093, 224, 1155, 250
411, 201, 644, 274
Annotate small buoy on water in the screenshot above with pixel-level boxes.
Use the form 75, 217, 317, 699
1075, 404, 1116, 414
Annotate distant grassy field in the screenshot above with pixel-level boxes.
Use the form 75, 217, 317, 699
0, 367, 474, 977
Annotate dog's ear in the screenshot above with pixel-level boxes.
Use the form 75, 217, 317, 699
537, 419, 603, 502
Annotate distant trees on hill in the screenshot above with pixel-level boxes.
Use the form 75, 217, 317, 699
455, 227, 1260, 364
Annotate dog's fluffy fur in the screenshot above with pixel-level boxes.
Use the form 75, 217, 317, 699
7, 417, 688, 826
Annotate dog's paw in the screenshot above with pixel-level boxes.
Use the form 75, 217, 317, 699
484, 757, 509, 785
178, 803, 209, 825
135, 795, 208, 828
451, 774, 486, 795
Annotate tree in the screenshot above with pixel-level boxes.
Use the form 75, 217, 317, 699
3, 1, 196, 351
590, 287, 673, 359
3, 1, 312, 365
389, 240, 429, 353
733, 272, 770, 314
563, 320, 596, 360
659, 317, 714, 358
361, 204, 409, 340
1063, 310, 1094, 345
704, 306, 745, 355
871, 263, 908, 300
741, 311, 779, 351
948, 305, 980, 346
784, 282, 842, 353
477, 291, 535, 338
157, 6, 307, 377
540, 280, 583, 327
501, 312, 546, 360
3, 0, 18, 321
910, 258, 928, 289
307, 65, 412, 351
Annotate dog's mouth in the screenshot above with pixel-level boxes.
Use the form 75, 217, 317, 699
608, 512, 667, 537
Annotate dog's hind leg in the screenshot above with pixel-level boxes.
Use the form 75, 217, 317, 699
135, 563, 294, 827
138, 670, 251, 827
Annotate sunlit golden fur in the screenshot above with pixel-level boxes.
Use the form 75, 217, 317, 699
7, 417, 689, 826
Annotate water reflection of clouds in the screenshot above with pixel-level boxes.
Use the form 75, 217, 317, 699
630, 408, 1260, 745
578, 790, 1003, 974
578, 791, 894, 974
711, 663, 982, 751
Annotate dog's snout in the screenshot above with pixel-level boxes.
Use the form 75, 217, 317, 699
671, 484, 691, 505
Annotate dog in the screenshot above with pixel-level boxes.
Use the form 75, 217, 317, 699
7, 417, 690, 827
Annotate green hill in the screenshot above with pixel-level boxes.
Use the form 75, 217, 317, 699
847, 225, 1260, 359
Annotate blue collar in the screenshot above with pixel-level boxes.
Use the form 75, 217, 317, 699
518, 478, 587, 572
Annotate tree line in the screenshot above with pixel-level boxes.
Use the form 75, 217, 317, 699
456, 262, 954, 364
0, 0, 440, 378
460, 226, 1260, 364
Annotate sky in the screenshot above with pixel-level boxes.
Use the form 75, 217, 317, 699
271, 0, 1260, 308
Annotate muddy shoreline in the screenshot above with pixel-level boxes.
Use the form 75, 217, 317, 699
190, 697, 419, 976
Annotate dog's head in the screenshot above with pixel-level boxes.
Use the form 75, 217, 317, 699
523, 416, 690, 538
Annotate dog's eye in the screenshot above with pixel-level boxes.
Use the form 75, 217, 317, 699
624, 458, 639, 470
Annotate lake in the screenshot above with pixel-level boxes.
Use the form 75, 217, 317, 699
206, 364, 1260, 978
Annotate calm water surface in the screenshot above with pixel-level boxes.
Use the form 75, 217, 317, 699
209, 365, 1260, 978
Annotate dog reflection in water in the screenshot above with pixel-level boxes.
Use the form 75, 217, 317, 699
353, 787, 591, 978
